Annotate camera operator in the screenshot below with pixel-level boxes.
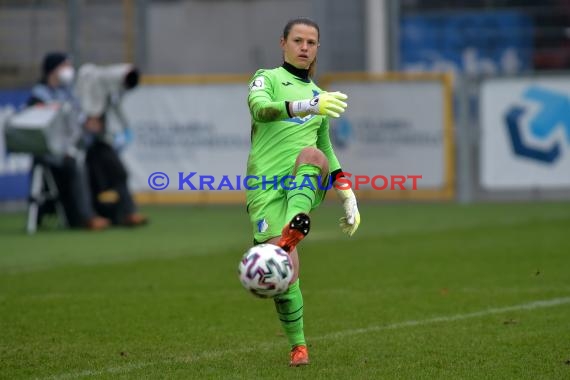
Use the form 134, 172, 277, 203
27, 52, 110, 230
75, 63, 147, 227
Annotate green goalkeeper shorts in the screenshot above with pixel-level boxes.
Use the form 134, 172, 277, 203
247, 175, 329, 244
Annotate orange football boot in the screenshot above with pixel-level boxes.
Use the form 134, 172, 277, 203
289, 345, 309, 367
277, 213, 310, 253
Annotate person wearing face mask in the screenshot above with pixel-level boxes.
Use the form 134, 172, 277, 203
75, 63, 147, 227
26, 51, 111, 231
28, 53, 76, 106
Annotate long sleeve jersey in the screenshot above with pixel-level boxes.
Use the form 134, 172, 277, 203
246, 63, 341, 201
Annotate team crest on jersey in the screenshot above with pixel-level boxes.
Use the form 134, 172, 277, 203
257, 218, 269, 233
249, 76, 265, 91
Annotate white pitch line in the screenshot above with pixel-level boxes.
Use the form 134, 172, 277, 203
312, 296, 570, 341
44, 296, 570, 380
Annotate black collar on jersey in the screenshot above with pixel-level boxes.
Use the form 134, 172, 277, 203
282, 61, 310, 82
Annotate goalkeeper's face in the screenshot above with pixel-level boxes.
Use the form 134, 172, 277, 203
280, 24, 319, 70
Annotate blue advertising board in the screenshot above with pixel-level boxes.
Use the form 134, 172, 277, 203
400, 11, 533, 74
0, 89, 31, 201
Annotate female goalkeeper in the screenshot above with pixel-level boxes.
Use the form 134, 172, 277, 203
245, 17, 361, 367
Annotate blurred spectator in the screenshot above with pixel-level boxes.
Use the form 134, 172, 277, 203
27, 52, 110, 231
75, 63, 148, 227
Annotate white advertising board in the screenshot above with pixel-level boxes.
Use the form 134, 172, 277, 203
322, 75, 453, 198
480, 77, 570, 189
115, 83, 252, 194
115, 75, 454, 201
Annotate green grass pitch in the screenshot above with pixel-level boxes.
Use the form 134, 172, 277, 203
0, 201, 569, 379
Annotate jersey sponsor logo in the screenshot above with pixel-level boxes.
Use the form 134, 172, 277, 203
288, 90, 320, 125
287, 114, 315, 124
249, 76, 265, 91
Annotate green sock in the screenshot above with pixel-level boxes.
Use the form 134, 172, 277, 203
274, 279, 305, 348
285, 164, 321, 222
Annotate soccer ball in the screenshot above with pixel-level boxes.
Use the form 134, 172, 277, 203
238, 243, 293, 298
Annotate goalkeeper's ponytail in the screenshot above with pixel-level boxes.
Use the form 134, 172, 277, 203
308, 56, 317, 78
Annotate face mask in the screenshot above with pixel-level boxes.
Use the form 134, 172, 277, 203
57, 66, 75, 86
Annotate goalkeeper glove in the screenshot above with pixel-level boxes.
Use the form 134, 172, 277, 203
335, 187, 361, 237
290, 91, 348, 118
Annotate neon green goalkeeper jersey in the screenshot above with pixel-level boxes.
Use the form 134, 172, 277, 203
246, 63, 341, 203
